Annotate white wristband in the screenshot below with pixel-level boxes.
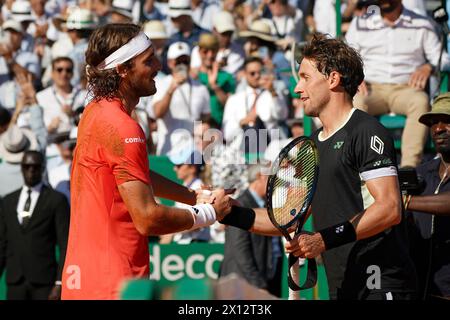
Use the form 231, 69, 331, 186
187, 204, 216, 229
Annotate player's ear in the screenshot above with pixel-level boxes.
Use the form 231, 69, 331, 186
328, 71, 341, 90
116, 63, 129, 78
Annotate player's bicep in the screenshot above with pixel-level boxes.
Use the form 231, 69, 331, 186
118, 180, 157, 234
364, 175, 402, 222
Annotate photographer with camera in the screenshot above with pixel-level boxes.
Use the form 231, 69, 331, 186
405, 93, 450, 300
152, 41, 211, 155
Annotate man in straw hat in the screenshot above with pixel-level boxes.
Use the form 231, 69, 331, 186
0, 125, 39, 196
167, 0, 208, 48
61, 23, 232, 299
405, 92, 450, 300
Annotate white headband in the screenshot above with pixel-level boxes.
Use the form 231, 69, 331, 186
96, 32, 152, 70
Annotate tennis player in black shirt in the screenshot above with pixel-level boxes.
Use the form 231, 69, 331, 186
283, 34, 418, 299
209, 34, 418, 300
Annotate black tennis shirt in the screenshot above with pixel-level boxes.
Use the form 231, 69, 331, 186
310, 109, 417, 299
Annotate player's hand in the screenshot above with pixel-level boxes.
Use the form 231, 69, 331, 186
285, 232, 325, 259
196, 187, 236, 204
48, 284, 61, 300
195, 187, 215, 204
211, 189, 233, 221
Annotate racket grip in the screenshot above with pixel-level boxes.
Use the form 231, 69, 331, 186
288, 258, 301, 300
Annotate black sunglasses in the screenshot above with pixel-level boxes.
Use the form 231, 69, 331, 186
55, 67, 73, 73
248, 71, 261, 77
21, 164, 42, 170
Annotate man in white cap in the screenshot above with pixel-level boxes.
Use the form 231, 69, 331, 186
0, 19, 39, 85
110, 0, 135, 24
64, 7, 97, 87
190, 10, 245, 76
167, 0, 208, 48
61, 23, 232, 299
9, 0, 35, 52
152, 41, 211, 155
0, 38, 41, 111
212, 10, 245, 75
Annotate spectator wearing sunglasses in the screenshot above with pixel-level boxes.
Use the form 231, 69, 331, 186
36, 57, 86, 136
36, 56, 86, 170
222, 56, 288, 153
0, 150, 70, 300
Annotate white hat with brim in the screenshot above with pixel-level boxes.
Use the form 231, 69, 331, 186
213, 11, 236, 33
0, 126, 38, 164
111, 7, 133, 18
143, 21, 168, 39
168, 8, 192, 18
11, 0, 34, 23
167, 41, 191, 60
168, 0, 192, 18
65, 8, 97, 30
2, 19, 24, 33
239, 20, 275, 43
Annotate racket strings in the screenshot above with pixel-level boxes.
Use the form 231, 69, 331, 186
271, 141, 318, 227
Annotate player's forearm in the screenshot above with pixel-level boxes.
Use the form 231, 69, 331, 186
149, 170, 196, 205
408, 192, 450, 216
351, 199, 402, 240
143, 204, 195, 236
249, 208, 284, 236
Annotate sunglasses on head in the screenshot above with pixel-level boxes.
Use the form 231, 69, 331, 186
55, 67, 73, 73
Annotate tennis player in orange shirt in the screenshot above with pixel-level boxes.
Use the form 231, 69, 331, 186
61, 24, 233, 300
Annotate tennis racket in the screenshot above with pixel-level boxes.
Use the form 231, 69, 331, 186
266, 136, 319, 295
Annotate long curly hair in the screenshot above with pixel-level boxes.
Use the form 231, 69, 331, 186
85, 24, 141, 100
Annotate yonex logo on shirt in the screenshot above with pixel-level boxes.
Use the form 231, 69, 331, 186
124, 137, 146, 144
336, 226, 344, 233
192, 207, 199, 214
370, 136, 384, 155
334, 141, 344, 149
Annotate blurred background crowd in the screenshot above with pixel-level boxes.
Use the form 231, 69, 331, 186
0, 0, 448, 271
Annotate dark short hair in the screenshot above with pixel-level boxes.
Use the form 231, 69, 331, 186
85, 23, 141, 100
301, 33, 364, 98
51, 57, 74, 69
244, 56, 263, 69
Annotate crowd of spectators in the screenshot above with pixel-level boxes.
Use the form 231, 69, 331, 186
0, 0, 448, 244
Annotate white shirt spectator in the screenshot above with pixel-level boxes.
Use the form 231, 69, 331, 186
345, 7, 446, 84
192, 1, 221, 31
313, 0, 338, 37
191, 42, 245, 75
222, 85, 288, 146
36, 86, 86, 134
152, 75, 210, 155
48, 162, 70, 189
264, 8, 304, 42
402, 0, 426, 15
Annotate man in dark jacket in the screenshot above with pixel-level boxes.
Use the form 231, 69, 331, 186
0, 150, 70, 300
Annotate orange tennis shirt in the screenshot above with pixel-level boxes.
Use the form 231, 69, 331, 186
61, 98, 150, 300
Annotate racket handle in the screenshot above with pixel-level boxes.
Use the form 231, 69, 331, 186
288, 258, 301, 300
